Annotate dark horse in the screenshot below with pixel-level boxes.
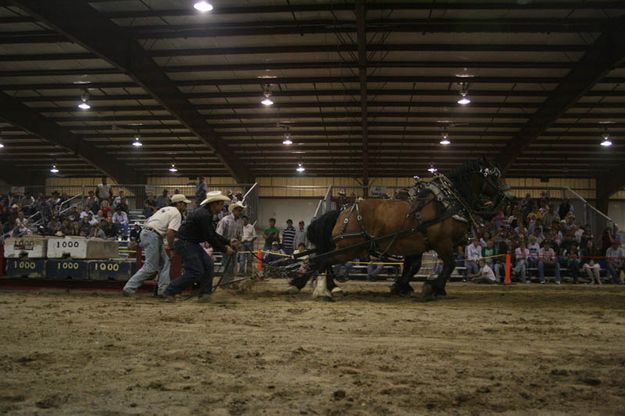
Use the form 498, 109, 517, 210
290, 158, 509, 300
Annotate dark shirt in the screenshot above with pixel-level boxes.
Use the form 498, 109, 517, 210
177, 206, 230, 251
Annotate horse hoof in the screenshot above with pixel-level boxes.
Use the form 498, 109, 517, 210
318, 296, 334, 302
331, 287, 345, 296
390, 284, 414, 297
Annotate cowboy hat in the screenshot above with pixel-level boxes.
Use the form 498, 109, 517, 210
201, 190, 230, 205
228, 201, 246, 213
170, 194, 191, 204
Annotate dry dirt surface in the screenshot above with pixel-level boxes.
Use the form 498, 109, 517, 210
1, 280, 625, 416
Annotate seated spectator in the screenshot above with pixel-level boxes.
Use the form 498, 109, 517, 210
79, 217, 92, 236
367, 257, 384, 282
112, 207, 129, 236
527, 236, 540, 270
90, 223, 106, 239
563, 245, 581, 283
85, 190, 99, 213
538, 241, 561, 284
465, 238, 482, 276
264, 241, 284, 265
333, 260, 355, 281
581, 239, 602, 285
454, 244, 466, 277
605, 241, 625, 284
100, 200, 112, 219
469, 258, 497, 284
513, 241, 530, 283
129, 222, 141, 243
482, 239, 501, 282
112, 190, 129, 212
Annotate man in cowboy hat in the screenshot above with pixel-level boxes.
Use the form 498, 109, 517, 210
123, 193, 191, 297
216, 200, 245, 284
163, 191, 240, 299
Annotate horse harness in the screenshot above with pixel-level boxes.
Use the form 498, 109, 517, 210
332, 175, 476, 258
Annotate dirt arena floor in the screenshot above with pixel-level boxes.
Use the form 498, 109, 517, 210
1, 279, 625, 416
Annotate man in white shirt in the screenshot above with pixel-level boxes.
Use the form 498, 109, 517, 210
238, 215, 257, 276
217, 201, 245, 283
123, 194, 191, 296
294, 220, 309, 249
465, 238, 482, 276
470, 258, 497, 284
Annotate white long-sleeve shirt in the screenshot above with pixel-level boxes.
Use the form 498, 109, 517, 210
466, 243, 482, 261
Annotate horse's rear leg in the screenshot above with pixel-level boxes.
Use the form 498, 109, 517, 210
391, 254, 421, 296
325, 267, 345, 296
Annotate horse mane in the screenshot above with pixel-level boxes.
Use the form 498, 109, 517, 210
446, 159, 485, 197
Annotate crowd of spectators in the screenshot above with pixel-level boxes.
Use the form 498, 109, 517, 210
456, 192, 624, 284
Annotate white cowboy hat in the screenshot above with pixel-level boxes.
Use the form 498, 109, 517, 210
170, 194, 191, 204
228, 201, 246, 213
201, 190, 230, 205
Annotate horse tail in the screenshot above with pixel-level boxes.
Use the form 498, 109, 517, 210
307, 209, 341, 253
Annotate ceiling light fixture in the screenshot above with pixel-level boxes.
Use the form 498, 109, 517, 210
132, 132, 143, 147
261, 84, 274, 106
0, 130, 4, 148
427, 163, 438, 174
282, 126, 293, 145
78, 89, 91, 110
296, 162, 306, 173
50, 164, 59, 174
457, 82, 471, 105
440, 132, 451, 146
169, 163, 178, 173
600, 133, 613, 147
193, 1, 214, 13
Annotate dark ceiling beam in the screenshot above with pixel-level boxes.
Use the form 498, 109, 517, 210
120, 18, 622, 38
10, 0, 252, 183
0, 75, 580, 91
0, 60, 583, 78
148, 43, 588, 57
14, 89, 553, 102
0, 91, 143, 183
496, 16, 625, 173
0, 43, 589, 63
69, 1, 625, 12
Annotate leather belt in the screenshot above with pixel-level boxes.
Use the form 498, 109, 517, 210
142, 226, 163, 238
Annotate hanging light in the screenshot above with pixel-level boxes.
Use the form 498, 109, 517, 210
282, 128, 293, 145
600, 133, 612, 147
132, 132, 143, 147
193, 1, 214, 12
50, 164, 59, 174
296, 162, 306, 173
427, 163, 438, 174
78, 89, 91, 110
457, 82, 471, 105
261, 84, 274, 106
0, 143, 4, 149
439, 132, 451, 146
169, 163, 178, 173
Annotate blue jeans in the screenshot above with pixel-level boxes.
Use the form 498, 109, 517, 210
238, 241, 254, 275
538, 261, 560, 282
165, 240, 214, 296
123, 229, 170, 295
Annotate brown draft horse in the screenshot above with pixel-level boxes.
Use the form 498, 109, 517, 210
291, 159, 509, 300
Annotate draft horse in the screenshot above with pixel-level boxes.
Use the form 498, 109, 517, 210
290, 158, 509, 300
